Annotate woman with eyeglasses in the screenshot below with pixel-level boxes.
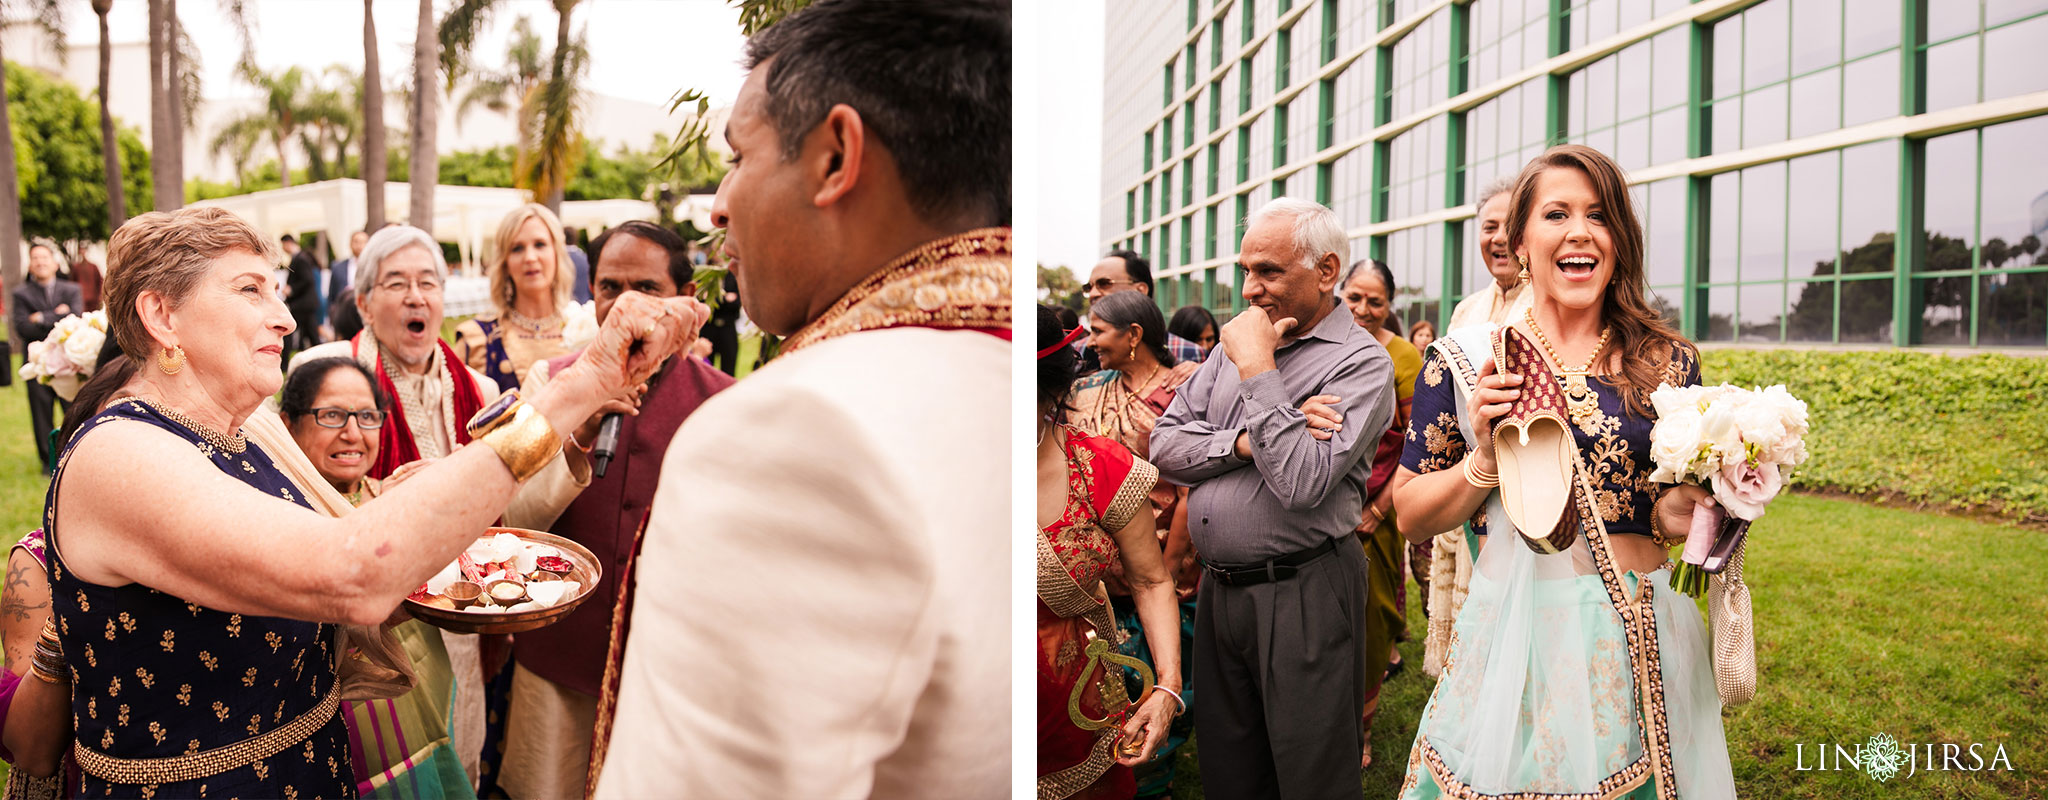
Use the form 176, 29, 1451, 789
277, 356, 477, 798
281, 358, 394, 504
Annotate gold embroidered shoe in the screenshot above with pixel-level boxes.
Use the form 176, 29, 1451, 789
1491, 323, 1580, 554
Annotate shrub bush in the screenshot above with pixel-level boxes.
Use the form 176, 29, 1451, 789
1699, 349, 2048, 524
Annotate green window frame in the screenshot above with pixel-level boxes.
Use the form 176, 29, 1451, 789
1181, 216, 1194, 265
1126, 190, 1136, 230
1143, 181, 1154, 223
1207, 143, 1221, 196
1185, 100, 1198, 148
1277, 28, 1293, 91
1236, 124, 1252, 182
1235, 193, 1250, 253
1187, 44, 1199, 89
1164, 59, 1176, 108
1164, 116, 1176, 163
1242, 0, 1256, 44
1321, 0, 1340, 64
1206, 205, 1220, 259
1143, 129, 1154, 172
1317, 78, 1335, 150
1210, 80, 1224, 132
1239, 57, 1254, 114
1183, 157, 1196, 207
1187, 0, 1198, 31
1273, 102, 1289, 168
1163, 168, 1175, 214
1212, 19, 1225, 69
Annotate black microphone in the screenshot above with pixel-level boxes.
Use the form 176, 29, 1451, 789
590, 413, 625, 478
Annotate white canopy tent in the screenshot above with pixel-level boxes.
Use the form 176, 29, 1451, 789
189, 179, 672, 276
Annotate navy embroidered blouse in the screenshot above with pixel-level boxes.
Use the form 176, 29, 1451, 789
1399, 338, 1701, 537
46, 400, 355, 799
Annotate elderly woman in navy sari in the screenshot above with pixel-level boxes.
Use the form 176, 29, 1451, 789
41, 206, 701, 799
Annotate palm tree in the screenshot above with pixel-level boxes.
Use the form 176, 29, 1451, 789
297, 69, 360, 182
208, 116, 265, 188
362, 0, 386, 228
522, 0, 588, 214
215, 65, 310, 188
148, 0, 175, 209
452, 15, 544, 156
440, 0, 586, 215
0, 0, 64, 292
409, 0, 440, 234
94, 0, 124, 231
149, 0, 250, 211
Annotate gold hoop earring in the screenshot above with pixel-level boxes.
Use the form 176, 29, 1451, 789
156, 345, 185, 375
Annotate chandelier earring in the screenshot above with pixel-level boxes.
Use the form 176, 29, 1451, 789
1516, 253, 1531, 284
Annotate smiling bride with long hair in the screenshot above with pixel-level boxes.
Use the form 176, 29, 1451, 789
1390, 145, 1736, 799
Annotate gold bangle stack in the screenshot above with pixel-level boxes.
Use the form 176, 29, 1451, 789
1462, 457, 1500, 489
30, 619, 68, 684
467, 399, 562, 483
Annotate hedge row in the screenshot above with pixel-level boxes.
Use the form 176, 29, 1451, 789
1698, 349, 2048, 525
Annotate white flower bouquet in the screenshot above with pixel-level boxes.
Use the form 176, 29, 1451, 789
17, 310, 109, 402
1647, 382, 1811, 597
560, 300, 599, 350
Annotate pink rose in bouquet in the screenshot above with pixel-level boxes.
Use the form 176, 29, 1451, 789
1647, 381, 1810, 597
1710, 459, 1784, 521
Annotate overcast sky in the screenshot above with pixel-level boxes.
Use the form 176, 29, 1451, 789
1034, 0, 1102, 279
60, 0, 750, 110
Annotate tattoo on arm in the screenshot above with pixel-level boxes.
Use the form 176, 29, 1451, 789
4, 561, 27, 594
2, 594, 50, 623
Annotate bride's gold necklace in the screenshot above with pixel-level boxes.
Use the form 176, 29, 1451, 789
1523, 308, 1611, 426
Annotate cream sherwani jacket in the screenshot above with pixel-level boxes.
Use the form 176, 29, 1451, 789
596, 327, 1010, 800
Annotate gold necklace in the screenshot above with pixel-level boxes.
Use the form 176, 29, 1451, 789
1523, 309, 1612, 427
504, 307, 563, 335
1121, 364, 1163, 401
136, 398, 247, 454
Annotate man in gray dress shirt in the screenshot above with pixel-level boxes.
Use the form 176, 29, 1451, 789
1150, 198, 1394, 799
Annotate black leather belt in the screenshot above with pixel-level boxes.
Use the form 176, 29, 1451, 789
1202, 537, 1341, 587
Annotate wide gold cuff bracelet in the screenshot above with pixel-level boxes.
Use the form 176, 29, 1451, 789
466, 394, 561, 483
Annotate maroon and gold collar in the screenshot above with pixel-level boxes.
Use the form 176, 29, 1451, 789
779, 227, 1013, 355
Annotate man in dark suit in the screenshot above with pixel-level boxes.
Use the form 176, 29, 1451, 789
11, 243, 83, 473
704, 271, 742, 375
324, 229, 369, 340
281, 234, 321, 352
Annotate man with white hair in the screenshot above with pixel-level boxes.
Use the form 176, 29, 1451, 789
1150, 197, 1394, 798
288, 225, 590, 788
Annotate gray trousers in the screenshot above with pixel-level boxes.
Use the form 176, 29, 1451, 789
1193, 538, 1369, 800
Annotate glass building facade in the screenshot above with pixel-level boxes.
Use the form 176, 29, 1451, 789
1099, 0, 2048, 348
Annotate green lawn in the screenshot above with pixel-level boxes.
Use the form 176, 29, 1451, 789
1159, 493, 2048, 799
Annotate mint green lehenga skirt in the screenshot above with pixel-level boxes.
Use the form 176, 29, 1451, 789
1397, 522, 1737, 800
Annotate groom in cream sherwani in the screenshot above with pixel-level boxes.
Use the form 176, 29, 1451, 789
593, 1, 1011, 797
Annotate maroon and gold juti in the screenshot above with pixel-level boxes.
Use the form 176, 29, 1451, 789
777, 227, 1013, 355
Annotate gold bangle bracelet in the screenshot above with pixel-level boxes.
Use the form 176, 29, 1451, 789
475, 402, 562, 482
1463, 457, 1500, 489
